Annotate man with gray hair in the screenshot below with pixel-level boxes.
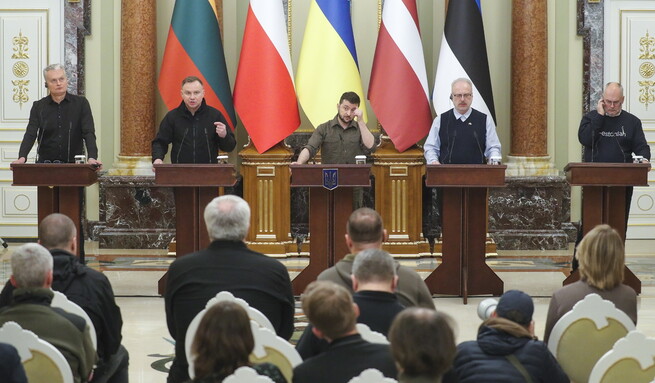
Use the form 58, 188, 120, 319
13, 63, 101, 167
164, 195, 294, 383
297, 249, 406, 359
424, 77, 501, 165
0, 243, 96, 383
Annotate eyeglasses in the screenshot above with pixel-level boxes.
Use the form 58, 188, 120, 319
603, 99, 622, 106
452, 93, 473, 99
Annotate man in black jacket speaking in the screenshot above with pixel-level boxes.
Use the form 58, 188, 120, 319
152, 76, 236, 166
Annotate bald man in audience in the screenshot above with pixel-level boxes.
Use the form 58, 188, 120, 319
0, 243, 95, 383
0, 214, 128, 383
318, 208, 434, 308
293, 281, 397, 383
296, 248, 406, 359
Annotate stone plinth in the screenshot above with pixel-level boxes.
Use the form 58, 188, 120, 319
489, 176, 576, 250
97, 175, 175, 249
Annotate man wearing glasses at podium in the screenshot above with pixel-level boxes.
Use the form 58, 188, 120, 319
12, 64, 102, 169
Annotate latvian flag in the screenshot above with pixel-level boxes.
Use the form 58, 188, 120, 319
433, 0, 496, 126
234, 0, 300, 153
158, 0, 237, 130
368, 0, 431, 152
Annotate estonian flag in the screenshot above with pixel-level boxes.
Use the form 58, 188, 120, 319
433, 0, 496, 125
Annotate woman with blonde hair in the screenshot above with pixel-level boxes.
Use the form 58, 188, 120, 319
188, 301, 286, 383
543, 224, 637, 343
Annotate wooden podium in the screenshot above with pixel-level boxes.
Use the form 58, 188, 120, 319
11, 163, 99, 263
154, 164, 236, 294
424, 164, 506, 303
563, 162, 650, 294
290, 164, 371, 295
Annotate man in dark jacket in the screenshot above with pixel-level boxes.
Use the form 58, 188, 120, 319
293, 281, 397, 383
165, 195, 294, 383
452, 290, 569, 383
0, 214, 128, 383
152, 76, 236, 166
296, 248, 406, 359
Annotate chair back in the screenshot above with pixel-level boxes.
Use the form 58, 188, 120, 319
356, 323, 389, 345
223, 366, 276, 383
250, 322, 302, 383
548, 293, 636, 383
347, 368, 398, 383
589, 331, 655, 383
51, 290, 98, 351
0, 321, 74, 383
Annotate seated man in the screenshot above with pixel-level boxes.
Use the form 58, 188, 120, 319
0, 244, 96, 383
452, 290, 568, 383
296, 249, 406, 359
389, 308, 457, 383
318, 208, 433, 308
0, 343, 28, 383
293, 281, 397, 383
165, 195, 294, 383
0, 213, 128, 383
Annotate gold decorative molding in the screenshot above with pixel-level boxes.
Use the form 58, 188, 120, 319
638, 80, 655, 109
12, 61, 29, 77
12, 80, 30, 108
639, 30, 655, 60
640, 62, 655, 78
11, 30, 29, 59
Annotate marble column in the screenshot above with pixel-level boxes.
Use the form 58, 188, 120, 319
112, 0, 157, 175
505, 0, 557, 176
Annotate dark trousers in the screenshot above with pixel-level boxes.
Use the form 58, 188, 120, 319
91, 345, 130, 383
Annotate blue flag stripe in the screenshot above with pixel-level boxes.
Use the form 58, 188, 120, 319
315, 0, 359, 66
444, 0, 496, 123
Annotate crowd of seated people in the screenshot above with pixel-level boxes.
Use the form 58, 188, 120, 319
5, 193, 645, 383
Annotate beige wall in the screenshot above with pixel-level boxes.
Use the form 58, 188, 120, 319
84, 0, 584, 219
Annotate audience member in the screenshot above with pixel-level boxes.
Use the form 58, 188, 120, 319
389, 308, 456, 383
0, 243, 96, 383
0, 213, 128, 383
292, 281, 397, 383
188, 301, 286, 383
296, 249, 406, 359
0, 343, 28, 383
452, 290, 568, 383
165, 195, 294, 383
544, 224, 637, 343
318, 208, 433, 308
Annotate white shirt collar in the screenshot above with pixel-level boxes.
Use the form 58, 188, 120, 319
453, 108, 473, 121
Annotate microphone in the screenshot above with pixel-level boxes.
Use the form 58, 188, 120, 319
67, 121, 72, 163
204, 125, 212, 162
614, 127, 627, 163
36, 106, 46, 163
473, 130, 485, 164
176, 127, 189, 163
447, 129, 457, 164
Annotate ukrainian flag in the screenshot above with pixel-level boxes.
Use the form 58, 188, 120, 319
158, 0, 236, 130
296, 0, 367, 128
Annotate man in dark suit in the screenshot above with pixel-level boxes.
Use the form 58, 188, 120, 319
165, 195, 294, 383
293, 281, 397, 383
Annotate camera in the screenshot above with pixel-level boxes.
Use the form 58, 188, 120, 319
477, 298, 498, 320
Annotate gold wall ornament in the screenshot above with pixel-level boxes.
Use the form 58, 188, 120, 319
640, 62, 655, 78
12, 79, 30, 108
11, 31, 29, 59
12, 61, 29, 78
639, 30, 655, 60
638, 80, 655, 110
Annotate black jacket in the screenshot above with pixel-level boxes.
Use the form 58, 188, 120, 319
0, 249, 123, 361
152, 99, 236, 163
453, 318, 568, 383
578, 110, 651, 163
165, 240, 294, 383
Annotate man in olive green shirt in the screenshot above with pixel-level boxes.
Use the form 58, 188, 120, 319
293, 92, 375, 164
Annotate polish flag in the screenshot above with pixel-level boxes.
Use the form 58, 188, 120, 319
368, 0, 431, 152
234, 0, 300, 153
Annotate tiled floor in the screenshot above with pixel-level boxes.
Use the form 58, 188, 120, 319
1, 240, 654, 383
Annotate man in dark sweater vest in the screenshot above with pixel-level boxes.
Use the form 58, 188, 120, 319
424, 77, 501, 165
572, 82, 651, 270
293, 281, 397, 383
